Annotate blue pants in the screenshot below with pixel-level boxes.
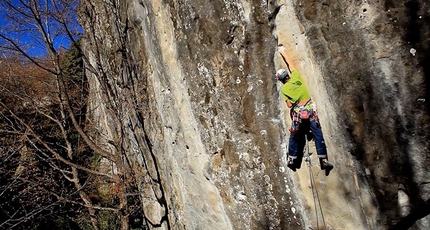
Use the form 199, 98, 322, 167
288, 119, 327, 161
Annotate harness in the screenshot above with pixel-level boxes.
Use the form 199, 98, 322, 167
289, 100, 318, 133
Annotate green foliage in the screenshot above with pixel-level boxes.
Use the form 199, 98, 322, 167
62, 39, 84, 83
98, 210, 120, 230
75, 216, 93, 230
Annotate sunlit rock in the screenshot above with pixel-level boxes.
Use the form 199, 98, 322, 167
78, 0, 430, 229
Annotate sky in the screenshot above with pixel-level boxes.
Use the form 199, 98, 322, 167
0, 0, 83, 57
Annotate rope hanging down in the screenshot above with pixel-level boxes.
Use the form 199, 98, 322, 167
305, 139, 327, 230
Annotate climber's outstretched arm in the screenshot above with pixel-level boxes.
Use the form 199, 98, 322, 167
278, 45, 296, 73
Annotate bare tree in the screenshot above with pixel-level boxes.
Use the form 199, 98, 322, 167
0, 1, 140, 229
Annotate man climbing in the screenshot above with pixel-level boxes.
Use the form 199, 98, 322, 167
276, 45, 333, 176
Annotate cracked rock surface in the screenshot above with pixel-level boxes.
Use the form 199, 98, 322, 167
78, 0, 430, 229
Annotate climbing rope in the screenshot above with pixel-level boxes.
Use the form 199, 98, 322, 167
305, 139, 327, 230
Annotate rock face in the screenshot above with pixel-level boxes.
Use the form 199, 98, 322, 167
78, 0, 430, 229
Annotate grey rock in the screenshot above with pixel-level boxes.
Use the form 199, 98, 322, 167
77, 0, 430, 229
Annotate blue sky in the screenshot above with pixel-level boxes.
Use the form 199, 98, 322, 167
0, 0, 82, 57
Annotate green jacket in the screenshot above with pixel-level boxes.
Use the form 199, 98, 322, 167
281, 70, 311, 106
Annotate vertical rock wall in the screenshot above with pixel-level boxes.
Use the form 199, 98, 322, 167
78, 0, 430, 229
290, 0, 430, 229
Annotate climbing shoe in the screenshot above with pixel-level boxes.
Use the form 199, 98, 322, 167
320, 160, 334, 176
287, 158, 297, 172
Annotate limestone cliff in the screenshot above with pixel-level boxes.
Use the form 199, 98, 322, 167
78, 0, 430, 229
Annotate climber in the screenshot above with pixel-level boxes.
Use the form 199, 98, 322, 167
276, 45, 333, 176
